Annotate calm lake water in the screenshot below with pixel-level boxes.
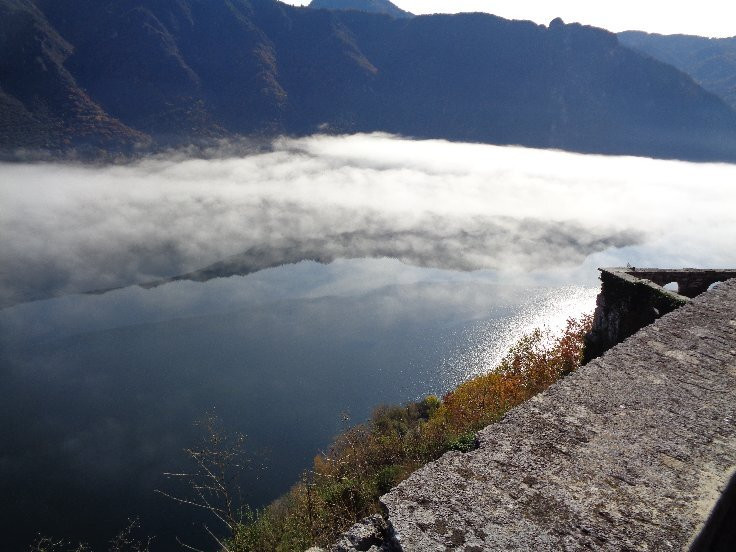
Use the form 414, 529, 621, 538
0, 257, 595, 549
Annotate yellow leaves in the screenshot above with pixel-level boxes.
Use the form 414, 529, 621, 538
432, 314, 593, 436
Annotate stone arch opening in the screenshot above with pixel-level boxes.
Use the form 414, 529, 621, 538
663, 281, 679, 292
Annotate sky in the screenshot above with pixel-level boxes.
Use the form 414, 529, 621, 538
2, 133, 736, 308
281, 0, 736, 38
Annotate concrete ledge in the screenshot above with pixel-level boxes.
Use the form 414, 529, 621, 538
381, 279, 736, 551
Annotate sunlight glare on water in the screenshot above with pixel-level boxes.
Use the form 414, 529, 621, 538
438, 285, 598, 390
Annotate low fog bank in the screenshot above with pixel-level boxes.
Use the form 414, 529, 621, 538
152, 219, 638, 291
2, 133, 735, 307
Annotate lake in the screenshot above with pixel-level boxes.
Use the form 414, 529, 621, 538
0, 259, 595, 549
2, 134, 735, 550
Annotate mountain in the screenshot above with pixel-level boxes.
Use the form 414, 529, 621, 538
619, 31, 736, 111
0, 0, 148, 154
2, 0, 736, 162
309, 0, 412, 19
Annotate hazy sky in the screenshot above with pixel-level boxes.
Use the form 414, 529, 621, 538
282, 0, 736, 37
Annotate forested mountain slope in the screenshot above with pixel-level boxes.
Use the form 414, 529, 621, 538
620, 31, 736, 112
2, 0, 736, 161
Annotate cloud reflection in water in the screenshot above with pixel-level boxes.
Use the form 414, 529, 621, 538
4, 133, 735, 307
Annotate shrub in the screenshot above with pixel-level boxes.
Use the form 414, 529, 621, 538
447, 432, 478, 453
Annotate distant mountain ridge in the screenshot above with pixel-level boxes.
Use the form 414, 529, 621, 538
309, 0, 412, 18
619, 31, 736, 111
2, 0, 736, 162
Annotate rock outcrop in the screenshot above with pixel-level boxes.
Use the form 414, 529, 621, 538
308, 514, 399, 552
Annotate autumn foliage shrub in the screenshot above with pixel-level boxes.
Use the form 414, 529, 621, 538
229, 314, 592, 551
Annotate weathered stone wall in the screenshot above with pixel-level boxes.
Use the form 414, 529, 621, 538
583, 268, 690, 362
584, 268, 736, 362
691, 471, 736, 552
621, 268, 736, 298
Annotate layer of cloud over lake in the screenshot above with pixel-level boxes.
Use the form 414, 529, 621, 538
3, 132, 735, 308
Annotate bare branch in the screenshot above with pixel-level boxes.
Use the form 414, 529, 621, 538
204, 526, 232, 552
174, 537, 207, 552
157, 412, 254, 546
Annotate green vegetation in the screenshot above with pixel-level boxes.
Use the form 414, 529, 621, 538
224, 314, 592, 551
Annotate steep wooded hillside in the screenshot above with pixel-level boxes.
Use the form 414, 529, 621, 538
2, 0, 736, 161
620, 31, 736, 111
